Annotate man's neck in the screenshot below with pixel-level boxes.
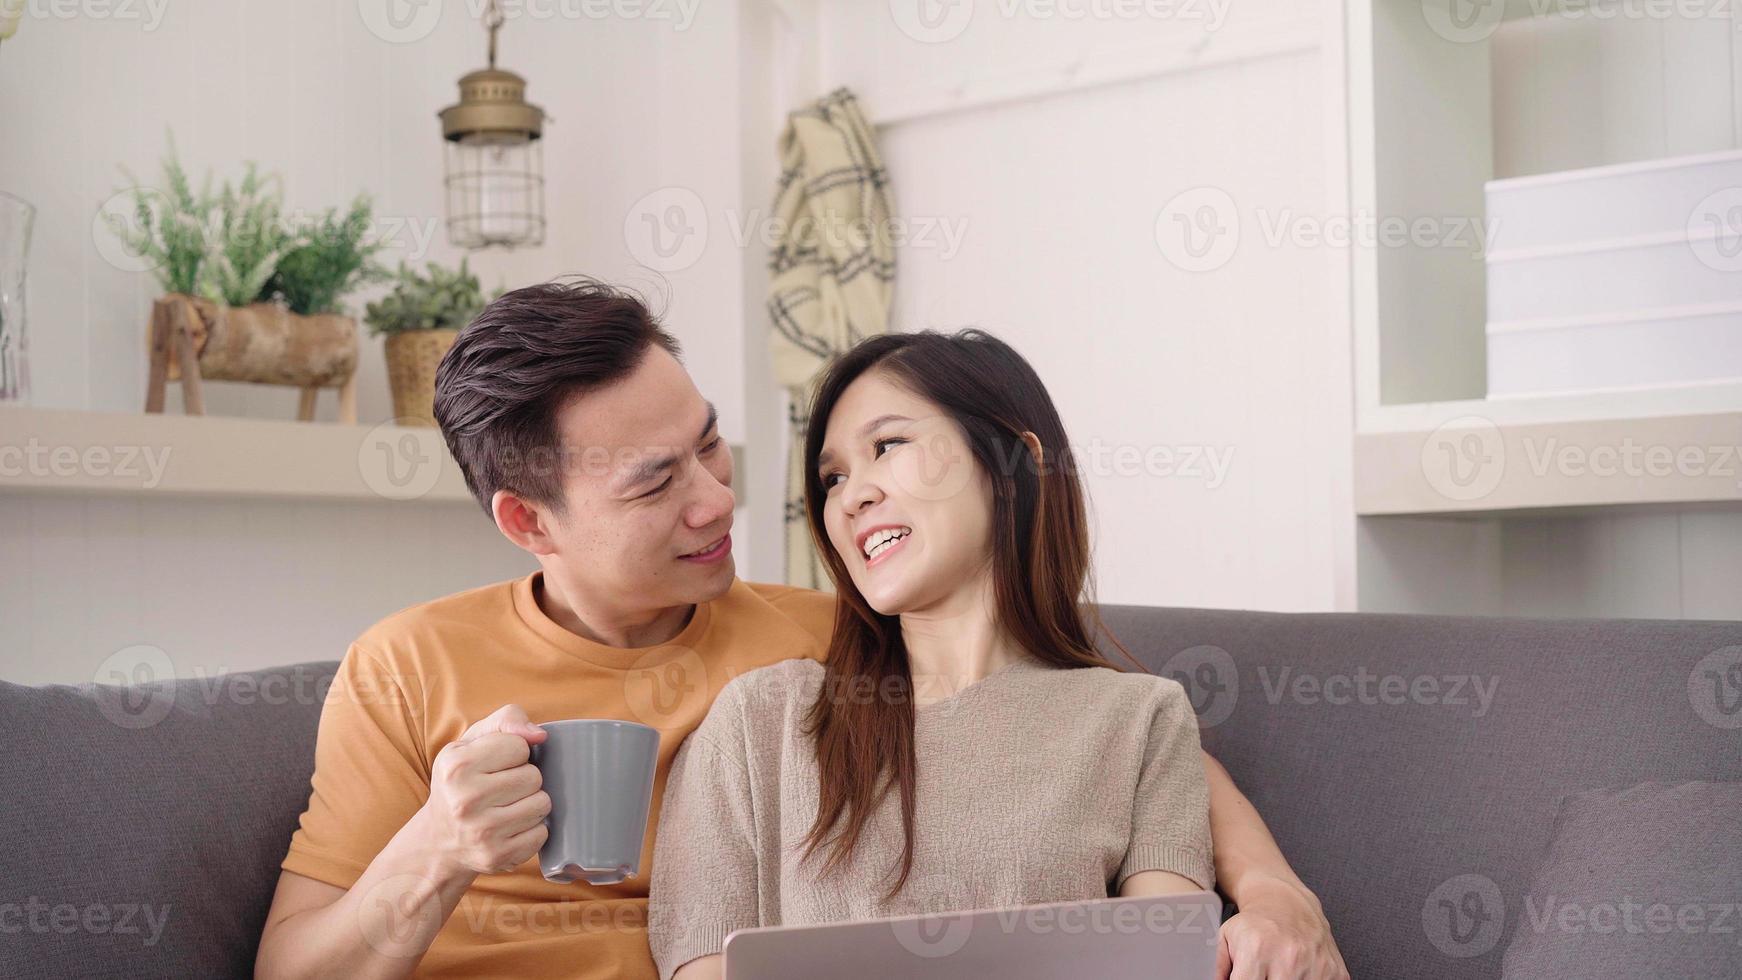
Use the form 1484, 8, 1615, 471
535, 569, 695, 648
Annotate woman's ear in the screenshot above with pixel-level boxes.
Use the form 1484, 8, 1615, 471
1019, 431, 1045, 474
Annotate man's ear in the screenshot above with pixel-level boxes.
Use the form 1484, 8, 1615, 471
492, 489, 558, 556
1019, 430, 1045, 474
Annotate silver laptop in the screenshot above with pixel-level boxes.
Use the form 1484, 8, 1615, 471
722, 891, 1222, 979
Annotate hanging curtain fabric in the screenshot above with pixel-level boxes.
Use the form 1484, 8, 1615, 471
766, 88, 895, 589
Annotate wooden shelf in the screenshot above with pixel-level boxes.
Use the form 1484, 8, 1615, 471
0, 406, 478, 504
1355, 404, 1742, 516
0, 406, 750, 506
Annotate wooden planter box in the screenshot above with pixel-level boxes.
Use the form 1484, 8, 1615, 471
144, 294, 360, 423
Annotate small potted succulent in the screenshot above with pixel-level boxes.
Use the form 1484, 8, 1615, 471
364, 259, 490, 426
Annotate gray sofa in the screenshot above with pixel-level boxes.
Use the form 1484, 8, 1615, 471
4, 607, 1739, 978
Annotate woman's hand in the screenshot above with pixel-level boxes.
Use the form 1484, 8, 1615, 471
1215, 873, 1349, 980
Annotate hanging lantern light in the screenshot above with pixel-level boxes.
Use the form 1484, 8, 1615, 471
439, 0, 546, 249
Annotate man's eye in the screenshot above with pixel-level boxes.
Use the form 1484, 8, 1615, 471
640, 476, 673, 499
702, 436, 723, 454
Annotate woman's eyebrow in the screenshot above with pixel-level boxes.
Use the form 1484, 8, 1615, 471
816, 415, 914, 472
858, 414, 912, 437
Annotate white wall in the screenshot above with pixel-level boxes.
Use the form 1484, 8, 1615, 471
0, 0, 786, 683
800, 0, 1356, 611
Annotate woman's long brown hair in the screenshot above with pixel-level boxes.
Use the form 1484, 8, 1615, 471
799, 329, 1138, 899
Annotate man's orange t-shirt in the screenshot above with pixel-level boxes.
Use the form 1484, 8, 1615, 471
281, 572, 836, 979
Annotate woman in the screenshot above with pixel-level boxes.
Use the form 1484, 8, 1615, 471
648, 329, 1211, 979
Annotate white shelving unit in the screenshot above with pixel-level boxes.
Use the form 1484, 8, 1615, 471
1346, 0, 1742, 617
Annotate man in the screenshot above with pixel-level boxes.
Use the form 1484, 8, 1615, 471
256, 279, 1347, 980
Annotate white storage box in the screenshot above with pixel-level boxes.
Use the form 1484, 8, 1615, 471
1484, 149, 1742, 398
1487, 303, 1742, 398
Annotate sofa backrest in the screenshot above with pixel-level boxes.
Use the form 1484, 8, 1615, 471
1096, 606, 1742, 980
0, 662, 337, 979
5, 609, 1739, 979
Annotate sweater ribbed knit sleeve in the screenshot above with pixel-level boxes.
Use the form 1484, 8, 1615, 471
647, 687, 762, 980
1117, 679, 1216, 892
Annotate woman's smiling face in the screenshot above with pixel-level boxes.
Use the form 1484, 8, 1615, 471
816, 368, 995, 616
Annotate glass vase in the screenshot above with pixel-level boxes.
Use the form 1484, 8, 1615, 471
0, 191, 34, 403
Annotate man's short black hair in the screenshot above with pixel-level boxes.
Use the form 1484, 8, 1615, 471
433, 277, 682, 514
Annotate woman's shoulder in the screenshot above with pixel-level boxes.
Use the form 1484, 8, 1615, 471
1037, 661, 1192, 712
723, 655, 826, 703
699, 657, 824, 740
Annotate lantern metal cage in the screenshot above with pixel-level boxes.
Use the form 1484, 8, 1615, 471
439, 4, 546, 250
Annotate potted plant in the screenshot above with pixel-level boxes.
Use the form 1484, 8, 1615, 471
108, 137, 384, 423
364, 259, 489, 426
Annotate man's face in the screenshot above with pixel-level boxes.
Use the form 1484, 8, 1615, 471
537, 347, 736, 616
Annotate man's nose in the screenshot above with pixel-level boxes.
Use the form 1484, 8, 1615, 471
684, 463, 736, 526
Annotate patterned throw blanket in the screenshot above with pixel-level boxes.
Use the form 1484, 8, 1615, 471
766, 88, 895, 588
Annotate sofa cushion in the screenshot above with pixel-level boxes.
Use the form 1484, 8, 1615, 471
1498, 781, 1742, 979
0, 661, 338, 979
1095, 607, 1742, 980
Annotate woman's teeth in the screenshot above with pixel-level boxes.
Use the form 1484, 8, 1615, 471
863, 527, 912, 560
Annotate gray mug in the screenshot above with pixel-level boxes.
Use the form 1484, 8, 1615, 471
530, 719, 661, 885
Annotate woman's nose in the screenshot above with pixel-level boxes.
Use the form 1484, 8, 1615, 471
844, 471, 883, 515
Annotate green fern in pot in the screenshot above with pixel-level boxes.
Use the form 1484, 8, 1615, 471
365, 259, 492, 426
